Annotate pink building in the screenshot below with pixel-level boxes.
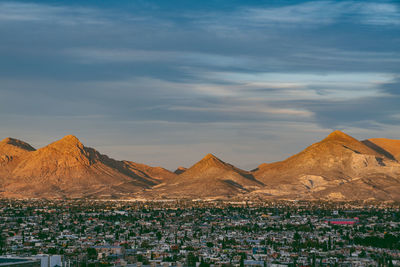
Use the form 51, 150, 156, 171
325, 218, 359, 225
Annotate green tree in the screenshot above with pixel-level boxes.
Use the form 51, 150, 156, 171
87, 247, 97, 260
187, 252, 198, 267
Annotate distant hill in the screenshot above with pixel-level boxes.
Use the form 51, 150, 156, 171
252, 131, 400, 201
0, 135, 175, 198
363, 138, 400, 162
143, 154, 263, 199
1, 131, 400, 201
0, 137, 36, 184
174, 166, 187, 175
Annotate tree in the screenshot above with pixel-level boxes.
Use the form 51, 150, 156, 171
328, 236, 331, 250
293, 232, 301, 241
199, 259, 210, 267
0, 233, 6, 254
187, 252, 198, 267
48, 247, 58, 254
239, 252, 246, 267
156, 231, 162, 241
86, 247, 97, 260
141, 240, 152, 249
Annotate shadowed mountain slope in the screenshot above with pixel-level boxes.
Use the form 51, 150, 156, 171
174, 166, 187, 175
364, 138, 400, 162
144, 154, 263, 199
0, 137, 36, 182
0, 135, 175, 198
252, 131, 400, 201
1, 132, 400, 201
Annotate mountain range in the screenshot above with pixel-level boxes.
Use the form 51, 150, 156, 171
1, 131, 400, 201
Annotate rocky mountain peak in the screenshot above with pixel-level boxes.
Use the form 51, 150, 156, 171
0, 137, 35, 151
323, 130, 356, 142
45, 135, 84, 151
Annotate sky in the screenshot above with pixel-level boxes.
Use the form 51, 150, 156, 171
0, 0, 399, 170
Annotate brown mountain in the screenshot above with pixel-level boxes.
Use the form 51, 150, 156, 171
2, 132, 400, 201
145, 154, 263, 199
252, 130, 400, 201
363, 138, 400, 162
174, 166, 187, 175
0, 135, 175, 198
0, 137, 36, 182
124, 161, 176, 181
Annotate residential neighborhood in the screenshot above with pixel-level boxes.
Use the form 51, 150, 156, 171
0, 199, 399, 266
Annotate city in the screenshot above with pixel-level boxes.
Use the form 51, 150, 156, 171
1, 199, 399, 266
1, 0, 400, 266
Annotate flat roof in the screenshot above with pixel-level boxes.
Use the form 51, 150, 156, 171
0, 257, 40, 266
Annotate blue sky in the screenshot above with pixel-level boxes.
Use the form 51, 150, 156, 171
0, 0, 399, 170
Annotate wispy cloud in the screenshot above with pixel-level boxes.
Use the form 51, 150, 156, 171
227, 1, 400, 27
64, 48, 250, 69
244, 1, 349, 26
358, 2, 400, 26
168, 105, 314, 118
0, 2, 110, 25
0, 0, 399, 168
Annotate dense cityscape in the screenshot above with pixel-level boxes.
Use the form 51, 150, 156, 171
2, 0, 400, 267
0, 199, 399, 266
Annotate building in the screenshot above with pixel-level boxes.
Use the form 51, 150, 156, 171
325, 218, 359, 225
0, 257, 41, 267
34, 255, 63, 267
